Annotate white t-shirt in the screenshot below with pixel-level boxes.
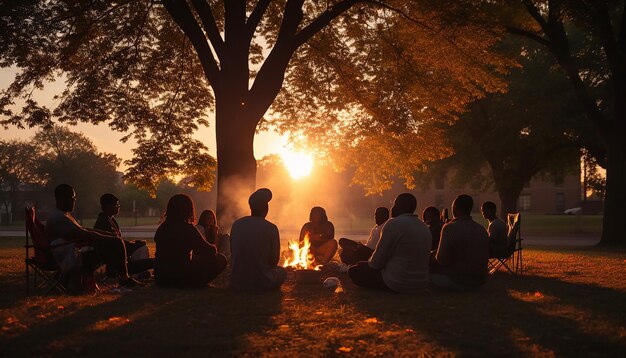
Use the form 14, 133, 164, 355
365, 224, 384, 250
368, 214, 432, 292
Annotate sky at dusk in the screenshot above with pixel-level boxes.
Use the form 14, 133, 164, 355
0, 67, 288, 170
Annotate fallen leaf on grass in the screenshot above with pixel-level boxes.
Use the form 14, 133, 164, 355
108, 316, 128, 322
337, 346, 353, 353
91, 316, 130, 331
364, 317, 379, 324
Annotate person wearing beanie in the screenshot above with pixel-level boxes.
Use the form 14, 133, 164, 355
230, 188, 287, 291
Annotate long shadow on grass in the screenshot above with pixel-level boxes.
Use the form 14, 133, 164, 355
349, 273, 626, 356
2, 284, 283, 356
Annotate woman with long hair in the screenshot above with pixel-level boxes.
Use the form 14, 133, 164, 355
196, 209, 231, 256
196, 210, 218, 244
154, 194, 227, 288
298, 206, 338, 265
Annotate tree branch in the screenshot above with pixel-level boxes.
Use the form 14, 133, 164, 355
522, 0, 549, 30
246, 0, 272, 41
506, 26, 551, 47
293, 0, 359, 48
361, 0, 438, 33
161, 0, 221, 93
189, 0, 225, 60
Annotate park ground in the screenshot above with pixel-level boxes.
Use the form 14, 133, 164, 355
1, 232, 625, 357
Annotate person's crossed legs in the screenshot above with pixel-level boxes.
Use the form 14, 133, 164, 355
348, 261, 390, 291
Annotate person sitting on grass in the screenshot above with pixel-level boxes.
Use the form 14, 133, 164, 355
45, 184, 142, 290
197, 209, 230, 257
230, 188, 287, 292
348, 193, 432, 292
94, 193, 153, 277
480, 201, 508, 258
154, 194, 227, 288
339, 207, 390, 265
422, 206, 444, 254
431, 195, 489, 290
299, 206, 338, 265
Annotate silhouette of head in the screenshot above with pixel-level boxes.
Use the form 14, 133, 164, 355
249, 188, 272, 218
198, 209, 217, 227
374, 207, 390, 226
55, 184, 75, 213
100, 193, 120, 216
481, 201, 497, 221
391, 193, 417, 217
163, 194, 195, 224
422, 206, 441, 225
309, 206, 328, 224
452, 195, 473, 218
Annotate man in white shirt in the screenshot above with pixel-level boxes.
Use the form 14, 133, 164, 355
481, 201, 508, 257
348, 194, 432, 292
338, 207, 389, 265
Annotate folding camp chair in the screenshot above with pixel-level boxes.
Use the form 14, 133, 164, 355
24, 207, 67, 295
488, 213, 523, 275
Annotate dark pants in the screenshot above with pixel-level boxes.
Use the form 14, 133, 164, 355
348, 261, 390, 291
158, 253, 228, 289
186, 253, 228, 287
338, 238, 373, 265
83, 237, 129, 277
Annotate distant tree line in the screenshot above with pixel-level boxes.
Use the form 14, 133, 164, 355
0, 126, 215, 224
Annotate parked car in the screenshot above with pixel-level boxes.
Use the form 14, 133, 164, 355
564, 207, 583, 215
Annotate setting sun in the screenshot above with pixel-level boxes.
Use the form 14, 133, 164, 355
279, 149, 313, 179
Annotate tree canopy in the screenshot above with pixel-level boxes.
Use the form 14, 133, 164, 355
417, 36, 583, 216
0, 1, 512, 224
505, 0, 625, 245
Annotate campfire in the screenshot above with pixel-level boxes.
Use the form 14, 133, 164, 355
283, 234, 322, 283
283, 234, 320, 270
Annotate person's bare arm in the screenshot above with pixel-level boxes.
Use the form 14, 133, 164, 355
298, 223, 309, 243
368, 221, 395, 269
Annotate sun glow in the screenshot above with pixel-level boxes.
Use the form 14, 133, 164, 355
279, 149, 313, 179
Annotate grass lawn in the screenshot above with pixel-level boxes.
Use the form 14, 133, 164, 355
1, 237, 624, 356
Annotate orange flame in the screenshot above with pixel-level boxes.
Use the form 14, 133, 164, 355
283, 233, 320, 270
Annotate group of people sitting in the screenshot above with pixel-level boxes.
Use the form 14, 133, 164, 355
45, 183, 510, 293
340, 194, 510, 292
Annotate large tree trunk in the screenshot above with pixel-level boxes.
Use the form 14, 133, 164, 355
599, 82, 626, 246
214, 98, 259, 231
497, 186, 523, 219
